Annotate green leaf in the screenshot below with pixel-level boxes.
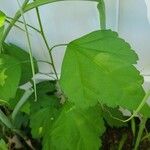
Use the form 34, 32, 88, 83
45, 104, 105, 150
0, 26, 4, 50
0, 54, 21, 102
0, 139, 7, 150
13, 112, 29, 129
60, 30, 145, 111
30, 81, 105, 150
0, 11, 5, 50
30, 95, 59, 138
139, 104, 150, 118
0, 11, 5, 27
3, 43, 38, 84
30, 81, 59, 138
0, 69, 7, 86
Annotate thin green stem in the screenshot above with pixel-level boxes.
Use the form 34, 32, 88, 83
34, 1, 59, 80
134, 117, 147, 150
1, 0, 98, 45
97, 0, 106, 30
17, 0, 37, 101
118, 134, 127, 150
39, 72, 56, 80
141, 133, 150, 141
131, 118, 136, 137
5, 19, 25, 32
50, 43, 68, 51
102, 90, 150, 123
6, 16, 41, 33
12, 88, 33, 120
0, 109, 14, 129
1, 0, 29, 47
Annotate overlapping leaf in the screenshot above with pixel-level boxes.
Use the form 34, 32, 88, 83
43, 104, 105, 150
60, 30, 145, 111
30, 81, 59, 138
0, 54, 21, 102
30, 95, 59, 138
29, 82, 105, 150
4, 43, 38, 84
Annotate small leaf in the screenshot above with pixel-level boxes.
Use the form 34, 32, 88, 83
60, 30, 145, 111
0, 54, 21, 102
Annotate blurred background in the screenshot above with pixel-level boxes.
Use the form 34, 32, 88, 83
0, 0, 150, 90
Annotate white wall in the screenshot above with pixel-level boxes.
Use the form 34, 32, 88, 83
0, 0, 150, 89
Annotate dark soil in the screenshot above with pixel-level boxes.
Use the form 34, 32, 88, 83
102, 125, 150, 150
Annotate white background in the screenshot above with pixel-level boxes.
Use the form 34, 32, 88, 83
0, 0, 150, 89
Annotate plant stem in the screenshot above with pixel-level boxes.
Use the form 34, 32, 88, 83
141, 132, 150, 141
2, 0, 98, 44
5, 19, 26, 32
24, 0, 98, 13
118, 134, 127, 150
6, 16, 41, 33
12, 88, 33, 120
17, 0, 37, 101
34, 2, 59, 80
0, 109, 14, 129
131, 118, 136, 137
13, 129, 35, 150
97, 0, 106, 30
103, 90, 150, 123
50, 43, 68, 51
134, 117, 147, 150
1, 0, 29, 47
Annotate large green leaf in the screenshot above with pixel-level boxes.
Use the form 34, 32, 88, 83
43, 104, 105, 150
4, 43, 38, 84
60, 30, 145, 111
0, 54, 21, 101
30, 82, 105, 150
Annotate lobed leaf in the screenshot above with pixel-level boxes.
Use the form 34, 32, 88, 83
60, 30, 145, 112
